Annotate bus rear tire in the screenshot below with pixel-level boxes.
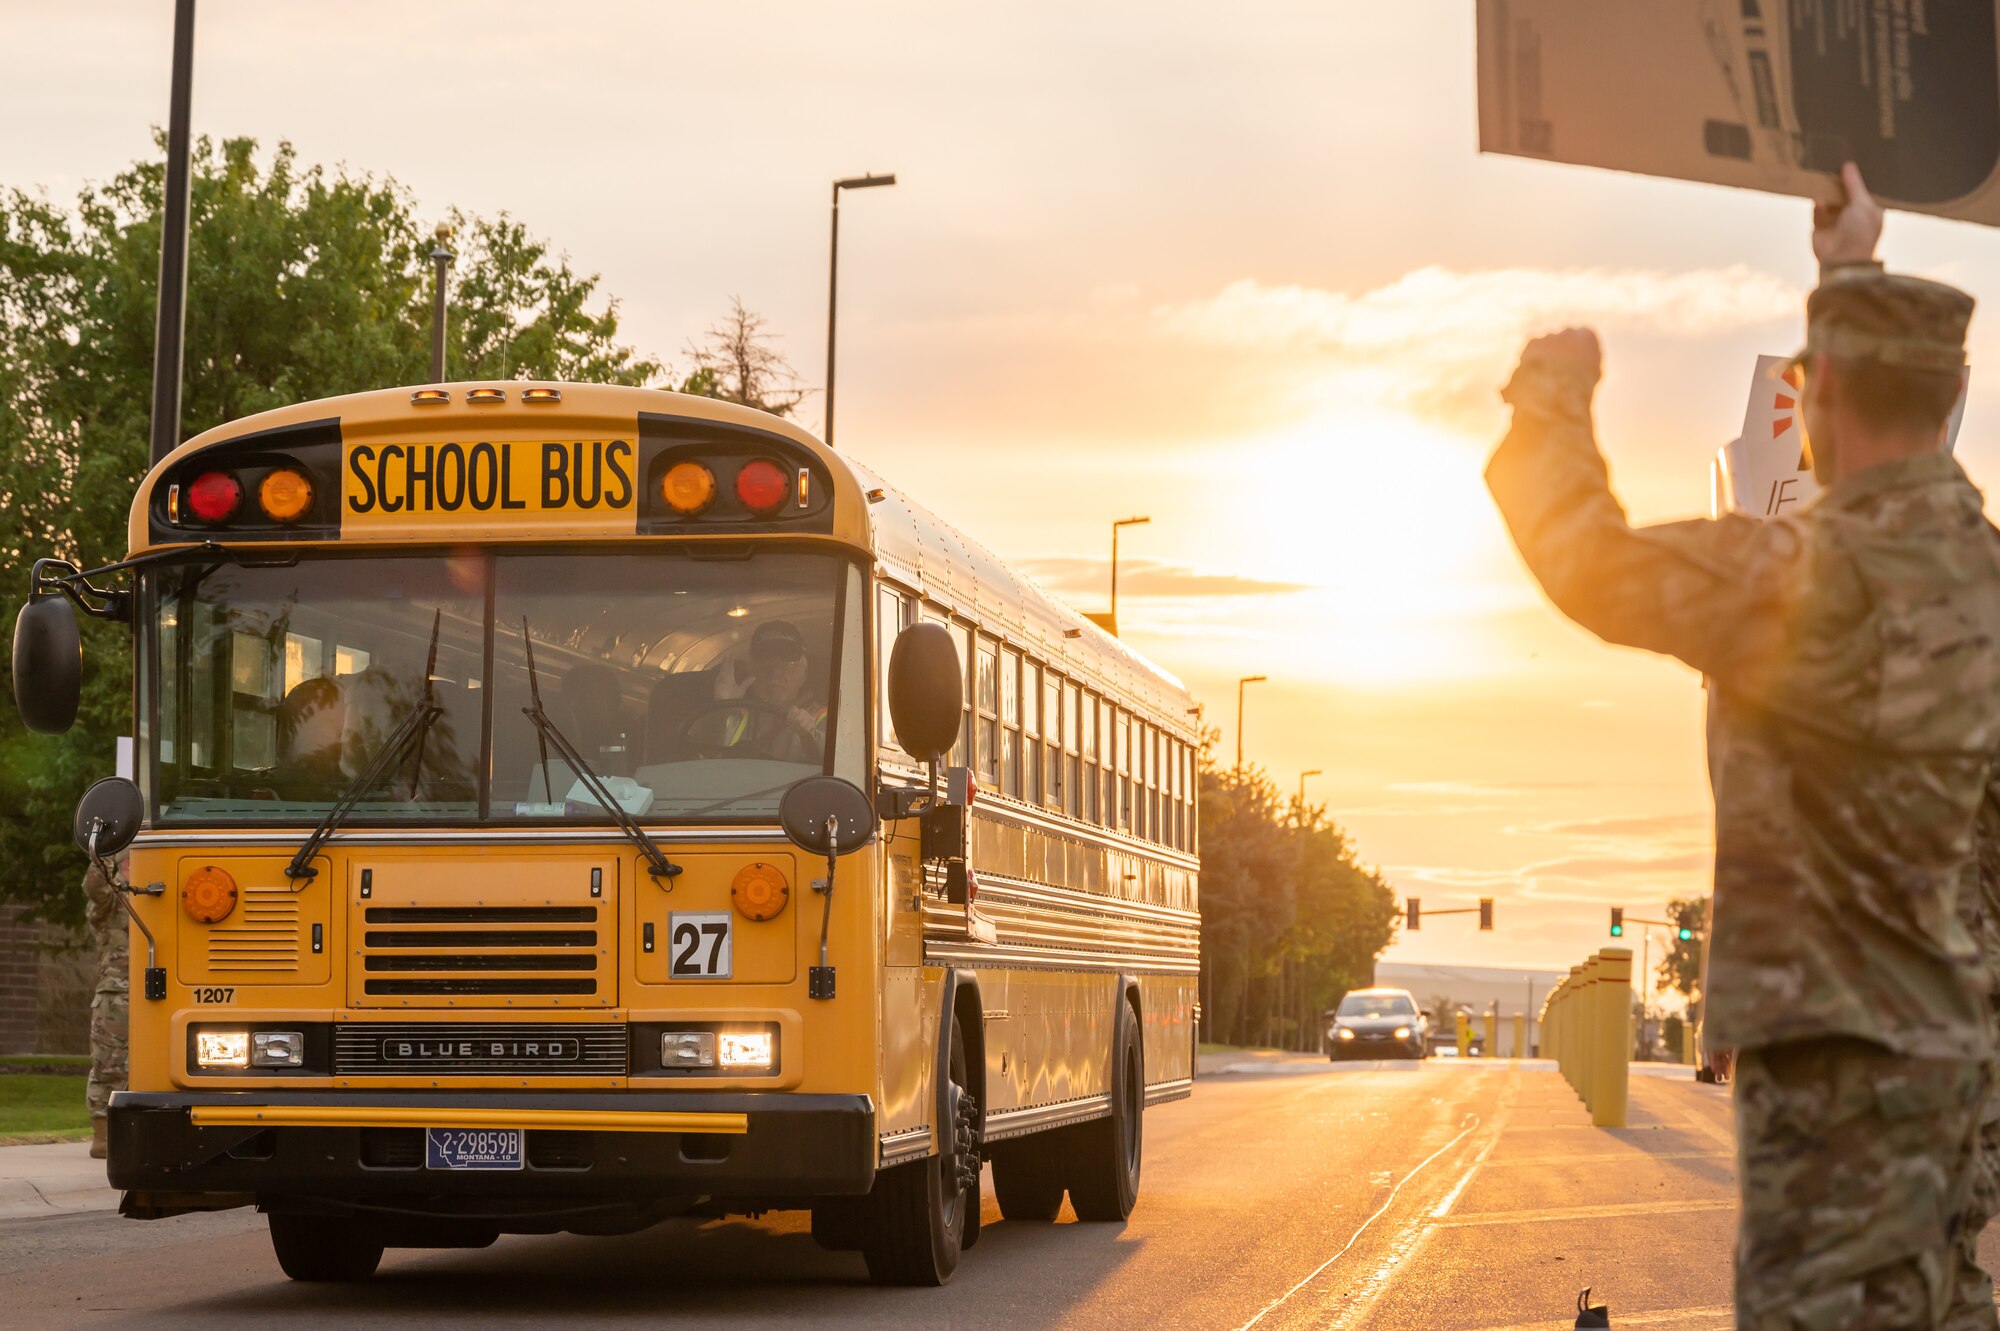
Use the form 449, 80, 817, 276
990, 1135, 1066, 1221
1066, 1005, 1142, 1222
862, 1012, 979, 1286
268, 1213, 384, 1282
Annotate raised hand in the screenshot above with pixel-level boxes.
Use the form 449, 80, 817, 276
1812, 162, 1882, 270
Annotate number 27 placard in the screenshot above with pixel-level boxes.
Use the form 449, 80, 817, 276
669, 911, 733, 979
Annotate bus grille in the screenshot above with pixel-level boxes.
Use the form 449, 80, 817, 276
206, 885, 303, 975
355, 904, 610, 1004
331, 1022, 629, 1076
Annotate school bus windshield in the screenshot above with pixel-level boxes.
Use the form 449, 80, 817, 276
149, 549, 857, 824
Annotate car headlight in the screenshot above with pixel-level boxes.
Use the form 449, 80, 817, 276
1336, 1028, 1356, 1041
719, 1030, 774, 1071
195, 1030, 249, 1069
1393, 1026, 1412, 1040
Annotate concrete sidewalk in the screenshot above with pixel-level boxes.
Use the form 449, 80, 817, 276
0, 1140, 115, 1221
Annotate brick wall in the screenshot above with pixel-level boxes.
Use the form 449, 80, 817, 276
0, 905, 43, 1055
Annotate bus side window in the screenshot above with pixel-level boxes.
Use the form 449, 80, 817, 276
1020, 659, 1039, 805
975, 636, 999, 786
1000, 646, 1021, 799
1064, 682, 1081, 820
877, 585, 908, 756
1080, 692, 1099, 824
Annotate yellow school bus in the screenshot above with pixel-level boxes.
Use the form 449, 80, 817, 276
13, 382, 1200, 1285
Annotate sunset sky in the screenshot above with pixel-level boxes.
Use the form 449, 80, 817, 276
14, 1, 2000, 985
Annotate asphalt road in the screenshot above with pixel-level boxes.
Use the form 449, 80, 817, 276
0, 1058, 1819, 1329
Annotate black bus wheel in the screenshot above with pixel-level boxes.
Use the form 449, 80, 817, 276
990, 1134, 1066, 1222
1066, 1005, 1143, 1222
268, 1213, 385, 1282
863, 1012, 979, 1285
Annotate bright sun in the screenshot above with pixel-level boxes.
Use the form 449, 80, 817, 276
1215, 409, 1525, 688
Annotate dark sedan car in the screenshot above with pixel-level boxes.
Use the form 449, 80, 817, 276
1328, 988, 1429, 1060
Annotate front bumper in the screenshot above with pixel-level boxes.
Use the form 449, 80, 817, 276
1331, 1036, 1424, 1058
108, 1090, 877, 1210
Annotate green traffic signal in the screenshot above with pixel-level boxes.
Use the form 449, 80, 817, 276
1677, 926, 1694, 941
1609, 906, 1624, 937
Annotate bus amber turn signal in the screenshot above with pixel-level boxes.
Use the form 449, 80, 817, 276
731, 862, 790, 921
257, 467, 315, 522
180, 865, 238, 924
662, 461, 717, 515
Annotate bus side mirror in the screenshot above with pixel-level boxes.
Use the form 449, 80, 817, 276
73, 776, 144, 859
13, 595, 82, 735
886, 622, 962, 763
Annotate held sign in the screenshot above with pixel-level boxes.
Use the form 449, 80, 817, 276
344, 440, 636, 531
1710, 355, 1968, 519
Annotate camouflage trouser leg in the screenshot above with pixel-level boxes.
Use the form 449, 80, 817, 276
1735, 1038, 1985, 1331
1943, 1112, 2000, 1331
86, 980, 127, 1119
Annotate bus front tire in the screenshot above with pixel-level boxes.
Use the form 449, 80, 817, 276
990, 1135, 1066, 1222
1066, 1005, 1143, 1222
267, 1213, 384, 1282
862, 1012, 979, 1286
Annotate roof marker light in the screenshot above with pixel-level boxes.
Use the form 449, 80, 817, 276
521, 387, 562, 404
410, 388, 450, 405
466, 387, 506, 404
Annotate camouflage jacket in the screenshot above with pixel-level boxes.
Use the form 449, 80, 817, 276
1488, 359, 2000, 1060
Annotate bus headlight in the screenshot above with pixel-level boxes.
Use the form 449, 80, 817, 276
196, 1031, 249, 1069
718, 1031, 774, 1071
662, 1031, 717, 1068
252, 1031, 306, 1068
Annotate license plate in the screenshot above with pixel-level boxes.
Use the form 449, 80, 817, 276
425, 1127, 524, 1170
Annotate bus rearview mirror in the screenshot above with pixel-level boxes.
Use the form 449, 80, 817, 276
13, 595, 82, 735
886, 622, 963, 763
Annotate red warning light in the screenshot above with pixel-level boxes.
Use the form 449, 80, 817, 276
186, 471, 243, 524
735, 459, 790, 515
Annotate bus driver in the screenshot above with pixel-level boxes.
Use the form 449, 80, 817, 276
694, 619, 826, 763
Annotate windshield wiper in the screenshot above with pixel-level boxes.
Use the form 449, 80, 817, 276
284, 610, 445, 883
519, 616, 681, 885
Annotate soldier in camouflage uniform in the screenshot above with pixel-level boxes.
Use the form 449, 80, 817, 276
1947, 793, 2000, 1330
1487, 164, 2000, 1328
82, 858, 127, 1161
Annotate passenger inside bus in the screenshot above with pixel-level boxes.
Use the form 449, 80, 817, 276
271, 676, 345, 800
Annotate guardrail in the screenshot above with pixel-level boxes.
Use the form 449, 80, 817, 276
1539, 946, 1631, 1128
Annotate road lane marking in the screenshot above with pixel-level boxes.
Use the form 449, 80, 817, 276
1232, 1115, 1482, 1331
1479, 1150, 1733, 1168
1435, 1197, 1735, 1228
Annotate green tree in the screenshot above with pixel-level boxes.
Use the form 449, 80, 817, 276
1659, 896, 1708, 1004
1197, 746, 1398, 1048
0, 136, 664, 924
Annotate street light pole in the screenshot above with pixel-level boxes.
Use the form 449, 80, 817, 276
1297, 768, 1322, 821
1110, 515, 1150, 627
824, 172, 896, 448
1235, 675, 1267, 773
148, 0, 197, 469
428, 224, 455, 383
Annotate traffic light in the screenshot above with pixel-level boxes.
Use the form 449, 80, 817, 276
1478, 898, 1494, 930
1609, 907, 1624, 937
1406, 898, 1421, 931
1677, 924, 1694, 941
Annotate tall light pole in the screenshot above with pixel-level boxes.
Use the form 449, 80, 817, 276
428, 224, 455, 383
1110, 515, 1150, 628
1235, 675, 1267, 773
1297, 768, 1322, 820
148, 0, 198, 468
824, 172, 896, 448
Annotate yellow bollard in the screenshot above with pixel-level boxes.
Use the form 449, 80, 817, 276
1681, 1020, 1696, 1065
1512, 1012, 1525, 1060
1579, 955, 1600, 1111
1456, 1010, 1471, 1057
1483, 1009, 1498, 1058
1591, 947, 1632, 1128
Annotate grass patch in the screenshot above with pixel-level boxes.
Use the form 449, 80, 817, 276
0, 1054, 89, 1071
0, 1074, 91, 1144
